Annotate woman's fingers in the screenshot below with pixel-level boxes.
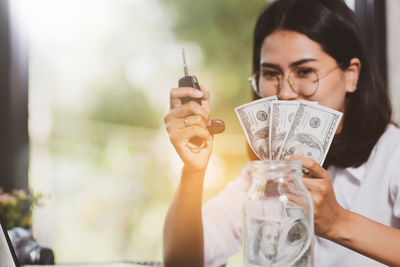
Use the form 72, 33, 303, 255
283, 154, 334, 200
285, 154, 331, 197
180, 125, 211, 141
285, 154, 345, 239
165, 101, 210, 126
199, 85, 211, 113
285, 154, 330, 180
170, 87, 205, 109
302, 177, 326, 195
167, 86, 223, 135
165, 87, 211, 149
169, 125, 212, 149
165, 115, 207, 133
165, 86, 214, 171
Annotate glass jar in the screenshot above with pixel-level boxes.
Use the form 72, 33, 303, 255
243, 160, 314, 267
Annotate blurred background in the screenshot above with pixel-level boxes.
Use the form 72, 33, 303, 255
26, 0, 266, 265
0, 0, 399, 266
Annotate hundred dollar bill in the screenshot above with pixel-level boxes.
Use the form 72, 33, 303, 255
246, 211, 311, 267
270, 100, 319, 160
278, 102, 343, 165
247, 217, 281, 266
235, 96, 278, 160
270, 101, 300, 160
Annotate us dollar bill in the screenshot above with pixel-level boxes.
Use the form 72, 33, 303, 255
247, 211, 311, 267
235, 96, 278, 160
278, 102, 343, 165
270, 101, 300, 160
248, 217, 281, 266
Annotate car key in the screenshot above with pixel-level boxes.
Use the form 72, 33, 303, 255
179, 49, 202, 105
178, 49, 225, 149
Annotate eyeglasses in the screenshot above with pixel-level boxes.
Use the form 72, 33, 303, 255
248, 65, 341, 98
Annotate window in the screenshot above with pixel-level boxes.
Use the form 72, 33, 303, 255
387, 0, 400, 124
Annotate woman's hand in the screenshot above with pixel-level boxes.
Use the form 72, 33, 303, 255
164, 85, 213, 172
285, 155, 348, 240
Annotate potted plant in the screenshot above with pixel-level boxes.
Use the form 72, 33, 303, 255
0, 188, 43, 229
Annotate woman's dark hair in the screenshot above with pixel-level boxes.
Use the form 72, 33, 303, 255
249, 0, 392, 168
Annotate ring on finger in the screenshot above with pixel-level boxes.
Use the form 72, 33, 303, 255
183, 117, 189, 127
302, 168, 311, 176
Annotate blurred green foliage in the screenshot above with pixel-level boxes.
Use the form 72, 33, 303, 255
164, 0, 269, 132
90, 82, 160, 129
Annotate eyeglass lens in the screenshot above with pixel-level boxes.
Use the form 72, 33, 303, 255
254, 67, 319, 97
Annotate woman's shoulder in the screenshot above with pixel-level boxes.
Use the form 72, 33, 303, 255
372, 123, 400, 163
377, 123, 400, 149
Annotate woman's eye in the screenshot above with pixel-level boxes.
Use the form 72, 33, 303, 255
295, 68, 314, 78
261, 70, 279, 80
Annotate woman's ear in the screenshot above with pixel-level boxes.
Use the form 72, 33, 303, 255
345, 57, 361, 93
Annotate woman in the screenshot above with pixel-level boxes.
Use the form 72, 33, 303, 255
163, 0, 400, 266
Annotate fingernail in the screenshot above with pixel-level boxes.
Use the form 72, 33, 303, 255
193, 90, 203, 97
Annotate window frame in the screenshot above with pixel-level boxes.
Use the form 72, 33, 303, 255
355, 0, 387, 88
0, 0, 29, 192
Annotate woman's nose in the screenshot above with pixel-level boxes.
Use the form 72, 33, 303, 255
277, 77, 298, 100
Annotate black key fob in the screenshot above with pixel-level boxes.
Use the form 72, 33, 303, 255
179, 75, 201, 105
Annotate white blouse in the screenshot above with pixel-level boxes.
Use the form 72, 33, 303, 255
202, 124, 400, 267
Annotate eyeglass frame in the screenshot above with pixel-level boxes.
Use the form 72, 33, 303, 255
248, 64, 342, 98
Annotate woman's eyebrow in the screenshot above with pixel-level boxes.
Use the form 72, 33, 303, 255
260, 58, 317, 70
260, 62, 281, 71
289, 58, 317, 68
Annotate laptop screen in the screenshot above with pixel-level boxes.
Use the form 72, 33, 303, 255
0, 218, 19, 267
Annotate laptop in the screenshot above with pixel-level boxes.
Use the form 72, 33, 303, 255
0, 217, 20, 267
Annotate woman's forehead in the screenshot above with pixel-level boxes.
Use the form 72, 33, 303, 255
260, 30, 331, 65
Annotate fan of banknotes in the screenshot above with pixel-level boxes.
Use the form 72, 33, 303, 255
235, 96, 343, 166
